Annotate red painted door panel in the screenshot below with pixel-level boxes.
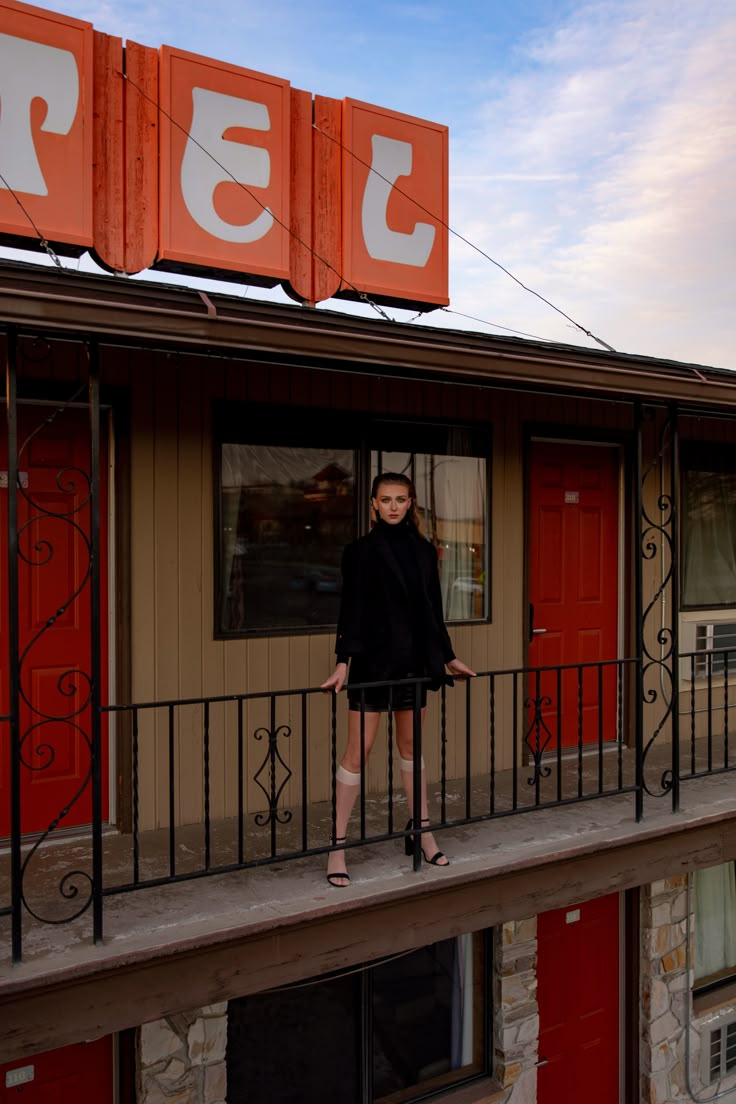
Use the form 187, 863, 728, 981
537, 893, 620, 1104
528, 443, 619, 747
0, 407, 108, 835
0, 1037, 114, 1104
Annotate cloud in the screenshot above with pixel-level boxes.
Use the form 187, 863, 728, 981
447, 0, 736, 366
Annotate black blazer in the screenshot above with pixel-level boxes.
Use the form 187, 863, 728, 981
335, 524, 455, 686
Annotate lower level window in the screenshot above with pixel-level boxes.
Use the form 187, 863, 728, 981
695, 862, 736, 987
227, 933, 488, 1103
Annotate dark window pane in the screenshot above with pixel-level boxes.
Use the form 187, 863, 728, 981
227, 975, 360, 1104
219, 444, 355, 632
372, 935, 481, 1101
682, 445, 736, 607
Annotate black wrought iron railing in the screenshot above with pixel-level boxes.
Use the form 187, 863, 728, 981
97, 658, 639, 896
6, 647, 736, 962
2, 657, 662, 961
680, 646, 736, 780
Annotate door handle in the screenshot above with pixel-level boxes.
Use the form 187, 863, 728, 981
529, 603, 548, 642
535, 1057, 549, 1068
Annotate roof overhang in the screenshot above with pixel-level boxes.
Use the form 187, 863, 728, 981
0, 261, 734, 412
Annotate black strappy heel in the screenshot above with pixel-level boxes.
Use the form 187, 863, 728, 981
326, 837, 351, 887
404, 819, 449, 866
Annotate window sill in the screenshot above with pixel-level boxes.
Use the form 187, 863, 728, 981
428, 1077, 506, 1104
694, 976, 736, 1017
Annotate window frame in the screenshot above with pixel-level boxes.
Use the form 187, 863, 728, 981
226, 929, 493, 1104
214, 403, 492, 640
681, 441, 736, 613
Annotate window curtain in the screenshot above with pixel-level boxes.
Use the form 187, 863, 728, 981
683, 470, 736, 606
695, 863, 736, 980
426, 456, 486, 621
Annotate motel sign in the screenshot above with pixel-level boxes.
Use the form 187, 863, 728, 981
0, 0, 449, 308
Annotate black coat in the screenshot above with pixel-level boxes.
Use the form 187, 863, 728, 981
335, 523, 455, 687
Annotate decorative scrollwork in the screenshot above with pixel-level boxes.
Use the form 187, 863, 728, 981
253, 724, 293, 827
9, 373, 98, 933
18, 741, 95, 924
524, 694, 554, 786
639, 406, 679, 799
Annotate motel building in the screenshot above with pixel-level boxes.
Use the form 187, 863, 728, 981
3, 3, 736, 1104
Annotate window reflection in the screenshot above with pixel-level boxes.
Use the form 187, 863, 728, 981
220, 444, 355, 632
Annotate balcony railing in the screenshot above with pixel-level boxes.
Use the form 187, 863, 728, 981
3, 652, 736, 962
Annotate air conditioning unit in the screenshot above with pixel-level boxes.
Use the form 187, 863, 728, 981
705, 1017, 736, 1084
692, 622, 736, 679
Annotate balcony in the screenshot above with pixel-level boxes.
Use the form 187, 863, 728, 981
3, 657, 736, 1061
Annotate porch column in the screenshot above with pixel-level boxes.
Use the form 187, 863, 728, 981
636, 402, 681, 817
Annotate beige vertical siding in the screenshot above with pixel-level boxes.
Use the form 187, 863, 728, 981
115, 351, 646, 829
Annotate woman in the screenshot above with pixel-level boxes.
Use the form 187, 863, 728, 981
321, 472, 475, 887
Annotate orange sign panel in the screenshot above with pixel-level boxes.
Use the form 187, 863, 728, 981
341, 99, 448, 307
158, 46, 291, 282
0, 1, 93, 249
0, 1, 449, 309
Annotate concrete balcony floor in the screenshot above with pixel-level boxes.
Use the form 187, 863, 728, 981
2, 741, 736, 1061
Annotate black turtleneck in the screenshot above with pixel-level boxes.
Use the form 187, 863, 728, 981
337, 520, 425, 668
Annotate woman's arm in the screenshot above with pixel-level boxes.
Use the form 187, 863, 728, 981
323, 541, 363, 692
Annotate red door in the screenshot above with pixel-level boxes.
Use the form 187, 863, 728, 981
528, 442, 619, 748
0, 1037, 114, 1104
0, 406, 109, 835
537, 893, 620, 1103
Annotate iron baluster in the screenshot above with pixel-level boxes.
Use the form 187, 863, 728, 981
301, 693, 308, 853
440, 681, 447, 823
132, 708, 140, 884
237, 698, 244, 865
168, 705, 176, 877
489, 674, 495, 817
204, 699, 211, 870
556, 666, 562, 802
412, 680, 422, 871
7, 327, 22, 962
577, 665, 583, 799
89, 345, 103, 944
465, 671, 472, 821
387, 685, 394, 835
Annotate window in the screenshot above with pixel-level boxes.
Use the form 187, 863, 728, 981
694, 863, 736, 989
371, 422, 489, 622
216, 407, 490, 636
682, 444, 736, 608
227, 933, 488, 1103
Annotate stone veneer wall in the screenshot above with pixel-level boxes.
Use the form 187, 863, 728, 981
137, 921, 543, 1103
138, 1003, 227, 1104
640, 873, 736, 1104
493, 918, 540, 1103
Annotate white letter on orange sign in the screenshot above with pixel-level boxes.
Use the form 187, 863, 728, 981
0, 34, 79, 196
181, 87, 273, 243
362, 135, 435, 267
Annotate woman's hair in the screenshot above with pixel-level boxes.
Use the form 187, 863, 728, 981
370, 471, 421, 532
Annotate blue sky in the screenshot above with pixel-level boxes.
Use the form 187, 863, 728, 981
6, 0, 735, 368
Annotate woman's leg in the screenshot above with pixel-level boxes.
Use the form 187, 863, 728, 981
327, 708, 381, 885
394, 709, 448, 865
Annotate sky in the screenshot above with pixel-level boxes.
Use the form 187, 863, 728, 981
5, 0, 735, 369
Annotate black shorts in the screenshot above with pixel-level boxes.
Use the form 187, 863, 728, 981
348, 674, 428, 713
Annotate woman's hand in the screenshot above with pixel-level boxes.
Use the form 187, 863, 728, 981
321, 662, 348, 693
447, 658, 476, 678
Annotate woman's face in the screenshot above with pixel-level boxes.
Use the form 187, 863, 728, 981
372, 482, 412, 525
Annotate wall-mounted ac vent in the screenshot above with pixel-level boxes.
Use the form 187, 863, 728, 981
708, 1018, 736, 1084
693, 622, 736, 678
